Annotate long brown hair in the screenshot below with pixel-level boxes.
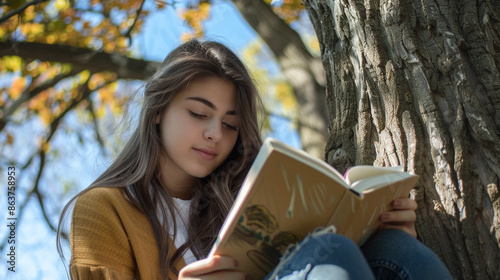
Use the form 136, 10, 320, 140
57, 39, 263, 278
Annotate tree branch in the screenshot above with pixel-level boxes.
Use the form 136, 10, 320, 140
0, 41, 160, 80
86, 97, 108, 155
5, 75, 111, 248
231, 0, 329, 158
33, 151, 57, 232
21, 74, 94, 170
0, 0, 49, 24
0, 69, 78, 132
123, 0, 146, 44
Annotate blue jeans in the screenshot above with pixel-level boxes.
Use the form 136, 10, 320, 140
264, 227, 452, 280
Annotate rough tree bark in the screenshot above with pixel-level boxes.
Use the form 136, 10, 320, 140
304, 0, 500, 279
232, 0, 329, 158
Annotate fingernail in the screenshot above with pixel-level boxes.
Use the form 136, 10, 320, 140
381, 213, 390, 220
394, 200, 401, 207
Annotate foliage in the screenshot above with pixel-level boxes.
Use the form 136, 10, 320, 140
0, 2, 316, 278
180, 0, 321, 133
0, 0, 162, 251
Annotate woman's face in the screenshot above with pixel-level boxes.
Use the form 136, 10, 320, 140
157, 76, 239, 191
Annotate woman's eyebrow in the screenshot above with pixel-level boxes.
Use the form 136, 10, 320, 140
186, 97, 236, 115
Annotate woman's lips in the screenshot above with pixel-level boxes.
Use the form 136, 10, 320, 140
194, 148, 217, 160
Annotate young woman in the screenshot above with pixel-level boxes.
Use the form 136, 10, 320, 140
58, 39, 452, 280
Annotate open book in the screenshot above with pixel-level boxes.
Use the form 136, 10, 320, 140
209, 138, 419, 279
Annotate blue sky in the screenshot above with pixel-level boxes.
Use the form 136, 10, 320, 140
0, 1, 302, 278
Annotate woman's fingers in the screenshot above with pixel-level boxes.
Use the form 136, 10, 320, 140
380, 209, 416, 224
378, 197, 418, 238
179, 255, 237, 276
392, 197, 418, 210
179, 255, 248, 280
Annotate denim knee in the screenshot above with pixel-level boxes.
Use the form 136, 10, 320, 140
361, 229, 452, 280
266, 228, 374, 280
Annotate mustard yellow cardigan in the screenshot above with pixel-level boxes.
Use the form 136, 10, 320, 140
70, 187, 186, 279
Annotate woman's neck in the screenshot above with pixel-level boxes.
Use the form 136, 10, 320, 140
167, 185, 194, 200
159, 171, 196, 199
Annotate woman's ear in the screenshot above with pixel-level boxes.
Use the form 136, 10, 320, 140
156, 112, 161, 124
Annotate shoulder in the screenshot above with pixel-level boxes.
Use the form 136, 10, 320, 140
71, 187, 135, 235
74, 187, 129, 212
70, 187, 138, 276
77, 186, 124, 203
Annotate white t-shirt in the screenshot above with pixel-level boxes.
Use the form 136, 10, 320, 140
168, 197, 198, 265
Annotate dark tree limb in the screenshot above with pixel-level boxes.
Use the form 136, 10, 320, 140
231, 0, 329, 158
0, 0, 50, 24
0, 41, 159, 80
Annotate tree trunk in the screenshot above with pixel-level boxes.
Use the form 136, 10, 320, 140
231, 0, 329, 158
304, 0, 500, 279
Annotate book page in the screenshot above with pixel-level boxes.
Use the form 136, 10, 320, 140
350, 172, 413, 193
345, 165, 404, 186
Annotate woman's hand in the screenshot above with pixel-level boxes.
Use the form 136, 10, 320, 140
379, 197, 418, 238
179, 255, 249, 280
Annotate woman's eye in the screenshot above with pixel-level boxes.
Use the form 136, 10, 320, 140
189, 111, 206, 119
223, 122, 238, 131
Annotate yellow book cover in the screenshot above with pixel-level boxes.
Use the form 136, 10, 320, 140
210, 138, 419, 279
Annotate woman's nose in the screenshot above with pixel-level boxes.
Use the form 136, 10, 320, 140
204, 120, 223, 142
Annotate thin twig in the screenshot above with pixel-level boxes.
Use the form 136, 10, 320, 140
123, 0, 146, 45
0, 0, 49, 24
86, 97, 108, 155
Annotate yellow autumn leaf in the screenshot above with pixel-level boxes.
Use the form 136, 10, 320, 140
108, 81, 118, 91
199, 2, 210, 15
181, 32, 194, 42
116, 37, 128, 49
54, 0, 69, 11
6, 133, 14, 145
95, 104, 106, 119
3, 56, 22, 72
275, 81, 296, 110
59, 33, 68, 41
181, 2, 210, 38
39, 107, 52, 126
79, 70, 90, 83
88, 73, 103, 90
104, 41, 116, 53
8, 76, 26, 99
23, 5, 36, 21
42, 141, 50, 153
111, 103, 123, 115
98, 87, 113, 102
66, 24, 74, 32
156, 0, 166, 9
46, 34, 56, 44
38, 62, 50, 73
